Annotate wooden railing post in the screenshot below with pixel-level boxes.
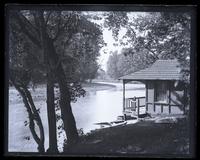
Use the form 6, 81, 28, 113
137, 98, 140, 117
168, 81, 171, 114
145, 82, 148, 112
153, 103, 156, 112
123, 80, 125, 112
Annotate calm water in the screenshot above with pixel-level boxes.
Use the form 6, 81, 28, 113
8, 82, 145, 152
71, 82, 145, 133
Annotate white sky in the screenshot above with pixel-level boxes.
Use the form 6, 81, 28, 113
98, 28, 126, 71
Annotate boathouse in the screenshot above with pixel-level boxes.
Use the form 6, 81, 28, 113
119, 59, 187, 118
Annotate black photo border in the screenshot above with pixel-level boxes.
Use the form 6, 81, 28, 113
3, 3, 197, 159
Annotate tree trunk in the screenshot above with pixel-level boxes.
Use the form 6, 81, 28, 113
23, 86, 45, 153
46, 72, 58, 153
37, 13, 59, 152
47, 38, 79, 146
38, 12, 79, 148
10, 77, 45, 153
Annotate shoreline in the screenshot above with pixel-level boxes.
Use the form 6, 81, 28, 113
82, 82, 116, 92
64, 117, 189, 155
9, 80, 145, 93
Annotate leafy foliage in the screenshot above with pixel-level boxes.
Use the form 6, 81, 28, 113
9, 19, 46, 87
106, 12, 191, 84
9, 10, 104, 101
104, 12, 128, 41
107, 49, 155, 79
131, 13, 190, 83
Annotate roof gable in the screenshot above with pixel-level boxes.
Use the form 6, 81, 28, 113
119, 59, 181, 80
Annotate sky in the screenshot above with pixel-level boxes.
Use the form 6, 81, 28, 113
98, 28, 127, 71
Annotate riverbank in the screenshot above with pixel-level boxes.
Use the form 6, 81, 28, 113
8, 81, 126, 152
82, 82, 116, 92
63, 117, 189, 156
93, 79, 142, 84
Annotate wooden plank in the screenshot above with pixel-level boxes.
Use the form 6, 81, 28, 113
125, 105, 145, 110
136, 96, 146, 99
146, 102, 182, 111
138, 105, 145, 107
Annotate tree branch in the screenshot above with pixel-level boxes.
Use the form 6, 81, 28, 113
31, 11, 42, 40
13, 12, 42, 49
52, 12, 62, 41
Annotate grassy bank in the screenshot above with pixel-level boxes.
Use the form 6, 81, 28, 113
63, 117, 190, 157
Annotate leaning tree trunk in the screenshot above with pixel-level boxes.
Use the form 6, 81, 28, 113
10, 77, 45, 153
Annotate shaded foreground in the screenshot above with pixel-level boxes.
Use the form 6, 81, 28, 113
63, 117, 190, 157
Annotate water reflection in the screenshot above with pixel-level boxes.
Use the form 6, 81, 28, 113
71, 83, 145, 133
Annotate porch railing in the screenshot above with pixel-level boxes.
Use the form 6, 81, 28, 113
124, 96, 146, 116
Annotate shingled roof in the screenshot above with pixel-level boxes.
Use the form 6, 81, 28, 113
119, 59, 181, 81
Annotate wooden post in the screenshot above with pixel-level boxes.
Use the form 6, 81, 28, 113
161, 104, 163, 113
153, 82, 156, 113
137, 98, 140, 117
169, 105, 171, 114
124, 114, 127, 121
183, 87, 186, 114
146, 82, 148, 111
153, 103, 156, 112
168, 81, 171, 114
123, 80, 125, 112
